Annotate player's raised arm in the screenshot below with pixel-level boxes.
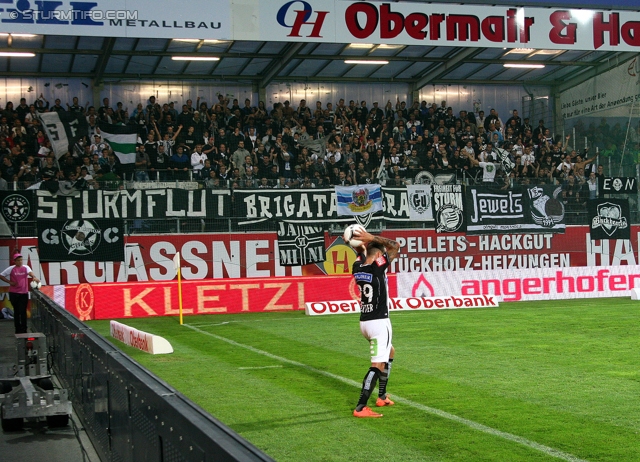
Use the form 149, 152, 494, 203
373, 236, 400, 262
355, 230, 400, 262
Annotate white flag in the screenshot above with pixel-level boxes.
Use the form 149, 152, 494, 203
172, 252, 180, 276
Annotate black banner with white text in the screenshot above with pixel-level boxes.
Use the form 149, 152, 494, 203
466, 185, 565, 235
276, 222, 325, 266
601, 177, 637, 194
35, 189, 231, 220
432, 184, 466, 233
38, 219, 125, 262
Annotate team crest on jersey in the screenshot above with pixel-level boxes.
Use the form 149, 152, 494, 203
376, 255, 387, 266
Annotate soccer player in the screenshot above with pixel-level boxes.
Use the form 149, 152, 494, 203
0, 254, 40, 334
350, 229, 400, 418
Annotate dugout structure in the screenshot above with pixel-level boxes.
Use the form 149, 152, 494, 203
29, 289, 274, 462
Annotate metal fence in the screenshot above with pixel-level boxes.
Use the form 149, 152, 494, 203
29, 290, 274, 462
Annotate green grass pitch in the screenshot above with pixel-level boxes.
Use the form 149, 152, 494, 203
88, 298, 640, 462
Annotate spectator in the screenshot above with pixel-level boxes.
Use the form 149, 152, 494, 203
169, 146, 191, 180
190, 144, 208, 179
231, 140, 251, 170
134, 144, 151, 181
204, 170, 222, 189
95, 164, 121, 190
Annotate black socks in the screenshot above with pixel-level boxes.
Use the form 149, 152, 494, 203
356, 367, 381, 411
378, 358, 393, 399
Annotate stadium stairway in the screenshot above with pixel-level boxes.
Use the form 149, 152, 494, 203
0, 320, 100, 462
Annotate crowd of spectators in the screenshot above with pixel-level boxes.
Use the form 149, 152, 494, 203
0, 92, 620, 208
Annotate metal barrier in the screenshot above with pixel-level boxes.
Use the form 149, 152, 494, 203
29, 290, 274, 462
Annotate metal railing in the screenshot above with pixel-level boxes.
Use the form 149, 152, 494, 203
29, 290, 274, 462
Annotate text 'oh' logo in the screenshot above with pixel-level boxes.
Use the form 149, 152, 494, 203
276, 1, 328, 38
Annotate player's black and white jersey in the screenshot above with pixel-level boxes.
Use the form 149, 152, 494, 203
352, 252, 390, 322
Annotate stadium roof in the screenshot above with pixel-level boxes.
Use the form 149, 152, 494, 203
0, 35, 635, 94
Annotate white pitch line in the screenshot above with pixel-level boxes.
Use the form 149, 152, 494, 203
238, 365, 284, 370
184, 323, 588, 462
189, 317, 312, 328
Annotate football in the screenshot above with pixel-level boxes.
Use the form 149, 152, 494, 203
30, 281, 42, 290
343, 224, 366, 248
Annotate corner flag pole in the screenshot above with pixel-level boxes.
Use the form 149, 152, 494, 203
173, 252, 184, 325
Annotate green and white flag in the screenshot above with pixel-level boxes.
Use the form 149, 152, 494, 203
98, 123, 137, 164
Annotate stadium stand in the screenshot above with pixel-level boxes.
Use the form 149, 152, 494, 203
0, 94, 630, 222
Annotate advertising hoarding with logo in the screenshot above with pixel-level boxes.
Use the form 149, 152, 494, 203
0, 0, 231, 39
263, 0, 640, 52
1, 0, 639, 51
305, 295, 499, 316
397, 266, 640, 302
58, 273, 391, 320
2, 226, 640, 285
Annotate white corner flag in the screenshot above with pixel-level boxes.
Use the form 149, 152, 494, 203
173, 252, 181, 276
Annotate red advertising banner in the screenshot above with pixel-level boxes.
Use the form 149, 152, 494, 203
1, 226, 639, 285
385, 226, 640, 273
62, 274, 399, 320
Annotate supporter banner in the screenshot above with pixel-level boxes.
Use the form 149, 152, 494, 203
40, 112, 89, 159
336, 185, 383, 216
466, 185, 565, 234
60, 273, 398, 319
4, 227, 640, 285
382, 186, 412, 222
38, 219, 125, 262
0, 191, 35, 222
495, 147, 516, 174
602, 177, 637, 194
276, 222, 325, 266
35, 189, 230, 220
0, 0, 231, 40
406, 185, 433, 222
305, 295, 499, 315
261, 1, 640, 51
235, 188, 414, 225
126, 181, 199, 190
589, 198, 630, 240
431, 184, 467, 233
237, 189, 342, 225
432, 184, 465, 233
397, 266, 640, 302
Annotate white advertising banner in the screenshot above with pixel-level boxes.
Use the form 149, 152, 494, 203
0, 0, 231, 39
2, 0, 639, 50
560, 57, 640, 120
305, 295, 500, 315
110, 320, 173, 354
258, 1, 640, 52
397, 265, 640, 302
